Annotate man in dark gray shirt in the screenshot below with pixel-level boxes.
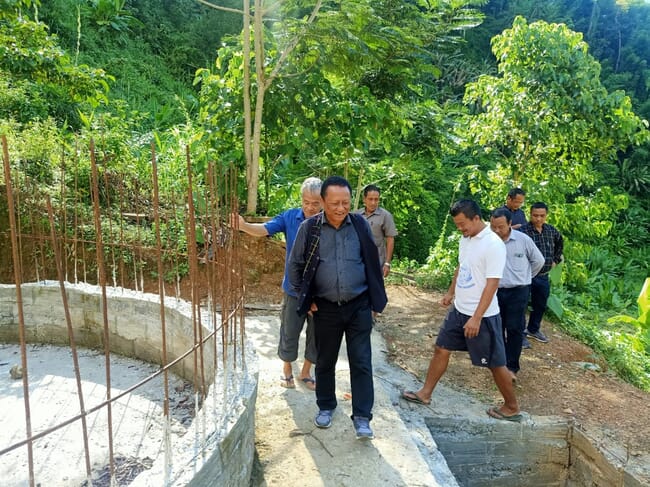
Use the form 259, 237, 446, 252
499, 188, 527, 230
288, 176, 387, 440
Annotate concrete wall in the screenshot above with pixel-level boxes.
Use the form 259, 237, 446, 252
0, 282, 257, 487
0, 282, 213, 381
567, 428, 649, 487
426, 416, 570, 486
426, 415, 650, 487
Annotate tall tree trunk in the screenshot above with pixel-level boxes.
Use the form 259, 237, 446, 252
615, 12, 622, 73
242, 0, 253, 213
201, 0, 323, 214
247, 0, 265, 214
586, 0, 599, 41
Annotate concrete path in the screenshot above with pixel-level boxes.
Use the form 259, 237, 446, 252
245, 313, 459, 487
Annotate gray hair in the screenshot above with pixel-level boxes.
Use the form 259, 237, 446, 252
301, 177, 322, 195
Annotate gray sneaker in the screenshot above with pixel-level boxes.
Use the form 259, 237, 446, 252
522, 337, 531, 349
352, 416, 374, 440
314, 410, 333, 429
527, 330, 549, 343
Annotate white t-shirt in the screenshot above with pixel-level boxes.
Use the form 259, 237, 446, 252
454, 224, 506, 317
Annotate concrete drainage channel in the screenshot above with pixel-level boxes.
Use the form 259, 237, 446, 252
425, 416, 647, 486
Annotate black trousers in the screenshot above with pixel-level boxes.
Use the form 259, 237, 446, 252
528, 274, 550, 334
497, 285, 530, 373
313, 293, 374, 420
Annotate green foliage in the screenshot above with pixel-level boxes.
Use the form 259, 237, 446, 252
36, 0, 234, 131
86, 0, 142, 34
560, 307, 650, 391
0, 12, 111, 127
357, 155, 444, 263
419, 214, 460, 290
618, 144, 650, 195
608, 278, 650, 351
196, 0, 484, 253
464, 17, 648, 207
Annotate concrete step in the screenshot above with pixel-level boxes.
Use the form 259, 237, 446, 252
246, 314, 458, 486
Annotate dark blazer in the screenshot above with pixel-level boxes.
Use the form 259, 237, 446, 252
296, 212, 387, 315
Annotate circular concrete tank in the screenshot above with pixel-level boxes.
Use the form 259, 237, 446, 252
0, 282, 257, 486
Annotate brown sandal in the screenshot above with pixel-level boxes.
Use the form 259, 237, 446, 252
280, 375, 295, 389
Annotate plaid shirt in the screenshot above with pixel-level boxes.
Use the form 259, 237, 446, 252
520, 222, 564, 275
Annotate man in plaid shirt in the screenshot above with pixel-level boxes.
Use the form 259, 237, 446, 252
520, 202, 564, 346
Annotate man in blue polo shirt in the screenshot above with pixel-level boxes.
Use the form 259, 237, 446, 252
499, 188, 527, 230
232, 177, 322, 390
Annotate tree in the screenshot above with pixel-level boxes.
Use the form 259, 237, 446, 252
463, 17, 649, 239
196, 0, 486, 214
197, 0, 323, 214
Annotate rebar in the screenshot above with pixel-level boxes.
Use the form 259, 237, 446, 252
0, 137, 245, 486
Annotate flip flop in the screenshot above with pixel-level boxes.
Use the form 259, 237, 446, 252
486, 406, 523, 422
400, 390, 431, 406
300, 377, 316, 391
280, 375, 295, 389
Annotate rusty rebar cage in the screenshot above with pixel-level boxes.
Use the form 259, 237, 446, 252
0, 135, 246, 486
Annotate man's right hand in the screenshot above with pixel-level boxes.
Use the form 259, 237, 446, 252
230, 212, 243, 230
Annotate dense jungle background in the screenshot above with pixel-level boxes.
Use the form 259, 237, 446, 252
0, 0, 648, 391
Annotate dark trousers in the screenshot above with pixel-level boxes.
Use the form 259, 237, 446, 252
528, 274, 550, 334
313, 293, 374, 420
497, 285, 530, 373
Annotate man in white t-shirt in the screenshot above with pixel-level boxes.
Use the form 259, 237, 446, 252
401, 199, 522, 421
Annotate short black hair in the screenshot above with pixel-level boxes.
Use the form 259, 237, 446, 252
530, 201, 548, 212
321, 176, 352, 198
363, 184, 381, 196
450, 199, 481, 220
507, 188, 526, 199
491, 207, 512, 222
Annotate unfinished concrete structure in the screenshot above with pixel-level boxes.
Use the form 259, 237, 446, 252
0, 136, 254, 486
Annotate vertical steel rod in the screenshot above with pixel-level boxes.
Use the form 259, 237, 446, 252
2, 134, 35, 487
45, 197, 93, 483
150, 143, 172, 483
89, 139, 115, 482
184, 145, 206, 397
206, 162, 218, 374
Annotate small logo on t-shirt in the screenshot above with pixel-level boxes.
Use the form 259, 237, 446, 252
481, 358, 487, 365
457, 264, 475, 289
